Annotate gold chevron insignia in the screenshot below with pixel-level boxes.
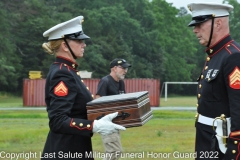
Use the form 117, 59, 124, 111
54, 81, 68, 96
229, 67, 240, 89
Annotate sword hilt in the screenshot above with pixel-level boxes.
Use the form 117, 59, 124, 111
212, 114, 228, 146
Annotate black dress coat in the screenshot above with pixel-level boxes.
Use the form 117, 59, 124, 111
195, 35, 240, 160
42, 56, 94, 160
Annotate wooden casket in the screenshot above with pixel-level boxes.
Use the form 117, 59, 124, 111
86, 91, 153, 128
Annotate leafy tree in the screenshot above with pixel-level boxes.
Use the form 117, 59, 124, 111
151, 0, 197, 82
227, 0, 240, 42
2, 0, 239, 95
0, 1, 23, 93
178, 7, 188, 17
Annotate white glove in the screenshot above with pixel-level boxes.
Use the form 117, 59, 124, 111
93, 112, 126, 135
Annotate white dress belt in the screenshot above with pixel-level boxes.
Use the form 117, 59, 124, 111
197, 114, 230, 127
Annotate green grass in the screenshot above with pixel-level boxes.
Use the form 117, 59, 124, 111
160, 96, 197, 107
0, 110, 47, 118
93, 118, 195, 160
0, 96, 197, 107
0, 96, 23, 107
0, 110, 196, 160
0, 118, 49, 153
0, 110, 194, 119
0, 95, 197, 160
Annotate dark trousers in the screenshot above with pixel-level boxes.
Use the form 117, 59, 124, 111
195, 122, 224, 160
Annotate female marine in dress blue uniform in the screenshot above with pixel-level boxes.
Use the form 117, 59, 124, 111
41, 16, 125, 160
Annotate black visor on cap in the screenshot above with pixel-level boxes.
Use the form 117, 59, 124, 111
188, 15, 213, 27
121, 62, 131, 68
65, 31, 90, 40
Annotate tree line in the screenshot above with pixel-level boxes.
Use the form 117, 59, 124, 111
0, 0, 239, 95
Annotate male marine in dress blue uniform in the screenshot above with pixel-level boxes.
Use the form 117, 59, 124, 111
188, 2, 240, 160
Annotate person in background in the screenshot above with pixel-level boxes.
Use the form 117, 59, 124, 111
187, 2, 240, 159
41, 16, 125, 160
96, 58, 131, 98
95, 58, 131, 160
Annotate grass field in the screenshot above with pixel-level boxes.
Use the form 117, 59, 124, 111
0, 110, 196, 160
0, 96, 23, 107
0, 95, 197, 108
0, 95, 197, 160
160, 96, 196, 107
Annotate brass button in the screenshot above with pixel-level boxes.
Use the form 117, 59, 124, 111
201, 75, 204, 79
199, 84, 202, 88
227, 44, 230, 47
210, 49, 213, 53
92, 94, 94, 98
79, 123, 83, 127
87, 124, 91, 128
195, 113, 199, 119
196, 104, 199, 107
81, 80, 84, 83
206, 57, 210, 61
232, 150, 236, 154
77, 72, 80, 76
72, 64, 75, 68
72, 122, 76, 126
198, 94, 201, 98
234, 141, 238, 144
64, 64, 67, 66
205, 66, 208, 70
208, 78, 211, 81
86, 87, 89, 90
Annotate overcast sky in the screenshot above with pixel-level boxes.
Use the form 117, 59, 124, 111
165, 0, 240, 9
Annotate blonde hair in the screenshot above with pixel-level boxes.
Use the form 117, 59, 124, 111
42, 39, 63, 55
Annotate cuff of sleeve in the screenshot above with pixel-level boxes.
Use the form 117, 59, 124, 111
224, 131, 240, 159
70, 118, 93, 131
230, 131, 240, 140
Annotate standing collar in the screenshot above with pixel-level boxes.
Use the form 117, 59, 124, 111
55, 56, 78, 69
205, 34, 233, 56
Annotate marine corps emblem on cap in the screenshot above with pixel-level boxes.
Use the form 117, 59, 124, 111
187, 2, 233, 27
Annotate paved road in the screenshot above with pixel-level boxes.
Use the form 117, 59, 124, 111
0, 107, 196, 111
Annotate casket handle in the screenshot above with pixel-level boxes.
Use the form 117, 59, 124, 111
117, 111, 131, 120
96, 111, 131, 120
